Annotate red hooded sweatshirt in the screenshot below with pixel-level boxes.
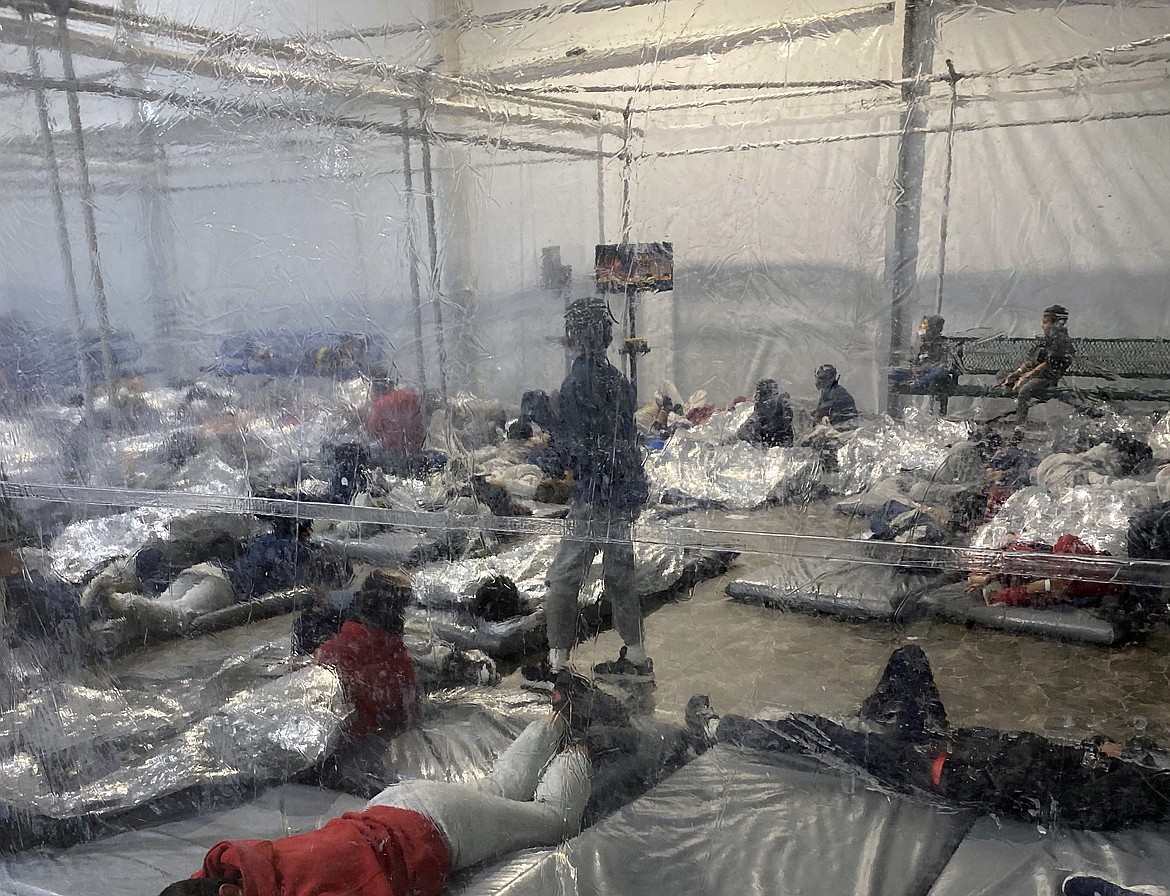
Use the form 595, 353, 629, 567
367, 390, 426, 455
314, 621, 421, 740
194, 805, 451, 896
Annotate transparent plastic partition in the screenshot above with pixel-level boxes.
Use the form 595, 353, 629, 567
2, 0, 1170, 893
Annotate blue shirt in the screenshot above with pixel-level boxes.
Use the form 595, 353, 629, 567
814, 383, 859, 427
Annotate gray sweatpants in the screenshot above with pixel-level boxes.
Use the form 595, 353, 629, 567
1015, 374, 1061, 422
108, 562, 235, 635
544, 502, 641, 652
367, 718, 590, 870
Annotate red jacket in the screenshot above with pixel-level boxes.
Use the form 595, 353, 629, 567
314, 622, 421, 740
367, 390, 425, 455
194, 805, 451, 896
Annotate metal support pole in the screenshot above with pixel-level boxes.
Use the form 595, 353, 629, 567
55, 12, 118, 404
596, 127, 606, 245
24, 23, 92, 410
884, 0, 935, 418
618, 100, 637, 392
400, 108, 428, 391
934, 58, 960, 316
419, 115, 449, 401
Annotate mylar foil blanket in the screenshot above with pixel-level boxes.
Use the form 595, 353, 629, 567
0, 643, 347, 820
410, 528, 690, 618
49, 507, 263, 583
644, 438, 822, 509
971, 483, 1161, 556
832, 413, 972, 496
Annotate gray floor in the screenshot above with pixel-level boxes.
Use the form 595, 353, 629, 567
518, 548, 1170, 750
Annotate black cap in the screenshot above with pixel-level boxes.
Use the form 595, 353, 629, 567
1042, 304, 1069, 321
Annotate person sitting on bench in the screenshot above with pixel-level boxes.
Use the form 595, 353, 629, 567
688, 645, 1170, 830
1000, 304, 1076, 423
889, 315, 954, 389
157, 706, 591, 896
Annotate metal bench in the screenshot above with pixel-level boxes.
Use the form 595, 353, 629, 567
893, 336, 1170, 413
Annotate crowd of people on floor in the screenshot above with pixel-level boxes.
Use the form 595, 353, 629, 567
1, 298, 1168, 896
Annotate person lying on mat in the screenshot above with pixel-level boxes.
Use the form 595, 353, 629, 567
687, 645, 1170, 830
156, 688, 598, 896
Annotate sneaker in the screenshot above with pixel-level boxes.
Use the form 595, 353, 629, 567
534, 747, 592, 838
551, 669, 630, 737
520, 660, 561, 691
684, 695, 720, 751
448, 648, 499, 687
1063, 875, 1169, 896
592, 646, 655, 684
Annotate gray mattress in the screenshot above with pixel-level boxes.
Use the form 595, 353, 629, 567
0, 784, 366, 896
727, 555, 940, 622
460, 744, 978, 896
729, 563, 1121, 645
920, 582, 1120, 646
927, 815, 1170, 896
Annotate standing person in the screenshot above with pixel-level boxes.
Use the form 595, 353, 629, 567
365, 366, 427, 476
526, 298, 652, 686
1000, 304, 1076, 423
810, 364, 859, 427
155, 708, 591, 896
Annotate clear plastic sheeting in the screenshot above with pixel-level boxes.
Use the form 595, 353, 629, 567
2, 0, 1170, 890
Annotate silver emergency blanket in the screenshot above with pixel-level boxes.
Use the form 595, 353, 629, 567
0, 640, 348, 821
1149, 411, 1170, 461
645, 436, 822, 509
49, 506, 263, 583
832, 412, 973, 496
460, 745, 976, 896
408, 528, 696, 656
971, 483, 1161, 556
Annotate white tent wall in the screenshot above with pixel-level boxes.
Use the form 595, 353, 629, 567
431, 0, 1170, 411
0, 0, 1167, 415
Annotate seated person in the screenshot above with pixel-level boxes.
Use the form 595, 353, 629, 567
157, 706, 591, 896
736, 378, 794, 448
312, 569, 421, 741
689, 645, 1170, 830
365, 366, 427, 476
999, 304, 1075, 423
810, 364, 859, 428
888, 315, 954, 388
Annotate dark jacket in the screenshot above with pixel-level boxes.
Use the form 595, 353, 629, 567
814, 383, 859, 427
737, 393, 794, 448
1026, 326, 1075, 381
542, 354, 648, 510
